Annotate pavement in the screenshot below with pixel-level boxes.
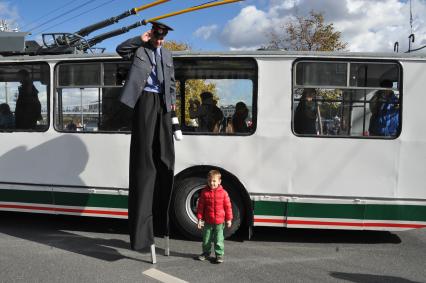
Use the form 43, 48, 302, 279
0, 212, 425, 283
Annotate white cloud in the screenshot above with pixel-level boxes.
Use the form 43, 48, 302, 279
219, 5, 292, 50
220, 0, 426, 53
194, 25, 218, 40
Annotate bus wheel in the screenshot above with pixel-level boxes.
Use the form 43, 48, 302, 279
172, 176, 243, 240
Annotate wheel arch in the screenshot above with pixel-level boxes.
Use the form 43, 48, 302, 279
174, 165, 253, 229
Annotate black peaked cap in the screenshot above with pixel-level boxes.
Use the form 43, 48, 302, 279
151, 21, 173, 37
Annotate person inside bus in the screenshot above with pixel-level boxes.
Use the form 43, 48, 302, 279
14, 69, 42, 129
0, 103, 15, 129
368, 80, 400, 136
189, 91, 224, 132
231, 101, 250, 133
293, 88, 318, 135
65, 120, 77, 131
225, 101, 250, 133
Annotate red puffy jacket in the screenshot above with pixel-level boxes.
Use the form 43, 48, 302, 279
196, 185, 233, 225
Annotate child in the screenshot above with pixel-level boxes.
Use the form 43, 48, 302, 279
196, 170, 233, 263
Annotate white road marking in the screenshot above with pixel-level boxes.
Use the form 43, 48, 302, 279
143, 268, 188, 283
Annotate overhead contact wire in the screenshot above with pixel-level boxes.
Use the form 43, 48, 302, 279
36, 0, 118, 35
21, 0, 76, 30
29, 0, 99, 33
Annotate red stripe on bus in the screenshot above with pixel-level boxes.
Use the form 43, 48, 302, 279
362, 222, 426, 228
288, 219, 364, 227
254, 218, 287, 224
254, 218, 426, 229
0, 204, 128, 216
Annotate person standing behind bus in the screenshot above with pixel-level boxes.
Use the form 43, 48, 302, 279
116, 21, 176, 252
294, 88, 318, 135
196, 170, 233, 264
15, 69, 42, 130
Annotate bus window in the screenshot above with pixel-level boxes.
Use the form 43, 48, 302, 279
103, 62, 129, 86
55, 61, 132, 132
349, 63, 399, 88
175, 58, 257, 135
293, 60, 401, 138
58, 63, 100, 86
295, 61, 347, 87
0, 63, 49, 132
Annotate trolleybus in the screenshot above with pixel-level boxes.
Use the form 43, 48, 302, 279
0, 50, 425, 239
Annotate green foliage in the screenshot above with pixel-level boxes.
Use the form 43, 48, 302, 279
163, 40, 190, 51
266, 11, 347, 51
317, 89, 342, 116
164, 40, 217, 124
176, 80, 217, 125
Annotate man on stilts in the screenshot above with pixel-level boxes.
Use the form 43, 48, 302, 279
116, 21, 176, 262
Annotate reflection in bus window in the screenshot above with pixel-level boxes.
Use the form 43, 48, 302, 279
174, 58, 257, 135
293, 61, 401, 138
55, 61, 132, 132
0, 63, 49, 131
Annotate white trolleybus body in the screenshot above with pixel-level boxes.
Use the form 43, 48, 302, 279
0, 51, 425, 239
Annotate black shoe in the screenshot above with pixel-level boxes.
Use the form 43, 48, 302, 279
197, 253, 210, 261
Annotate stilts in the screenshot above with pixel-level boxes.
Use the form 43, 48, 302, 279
150, 244, 157, 264
164, 236, 170, 256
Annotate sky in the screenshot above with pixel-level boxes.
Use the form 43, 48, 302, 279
0, 0, 425, 53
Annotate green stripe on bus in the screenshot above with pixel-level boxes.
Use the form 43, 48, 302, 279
365, 204, 426, 222
53, 192, 128, 209
287, 203, 364, 219
0, 189, 52, 204
0, 189, 128, 209
254, 201, 287, 216
254, 201, 426, 222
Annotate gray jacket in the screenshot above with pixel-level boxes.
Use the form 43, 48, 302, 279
116, 36, 176, 111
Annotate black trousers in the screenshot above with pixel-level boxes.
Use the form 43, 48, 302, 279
128, 91, 175, 251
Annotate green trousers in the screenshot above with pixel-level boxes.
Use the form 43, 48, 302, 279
202, 223, 225, 256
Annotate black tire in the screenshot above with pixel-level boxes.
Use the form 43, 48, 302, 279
172, 176, 243, 240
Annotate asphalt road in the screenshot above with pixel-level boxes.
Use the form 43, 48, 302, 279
0, 212, 425, 283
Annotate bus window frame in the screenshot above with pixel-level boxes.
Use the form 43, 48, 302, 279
174, 56, 259, 137
0, 61, 50, 133
291, 58, 403, 139
54, 58, 131, 134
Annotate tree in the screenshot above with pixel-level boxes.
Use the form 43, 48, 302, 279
267, 11, 347, 51
266, 12, 347, 130
163, 40, 217, 124
162, 41, 190, 51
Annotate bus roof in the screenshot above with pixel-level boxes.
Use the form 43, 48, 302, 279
1, 50, 425, 62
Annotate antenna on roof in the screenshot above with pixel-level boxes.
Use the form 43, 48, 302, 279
394, 0, 426, 53
410, 0, 413, 35
407, 0, 415, 52
408, 33, 415, 53
405, 0, 426, 53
